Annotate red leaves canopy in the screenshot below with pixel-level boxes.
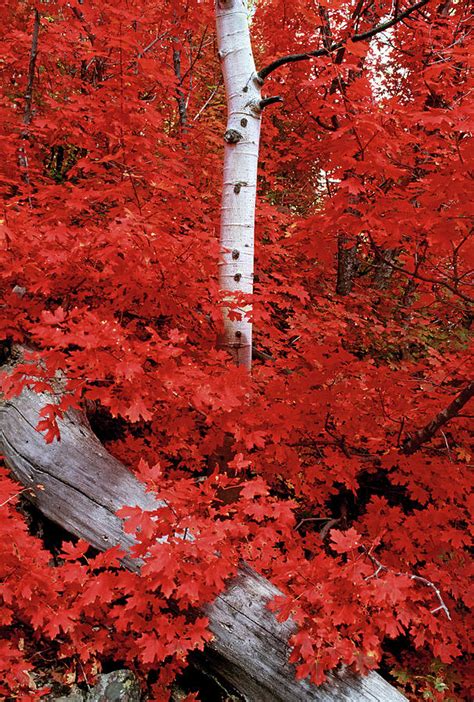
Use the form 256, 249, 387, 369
0, 0, 472, 699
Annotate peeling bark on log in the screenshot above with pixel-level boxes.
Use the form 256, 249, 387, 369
0, 385, 407, 701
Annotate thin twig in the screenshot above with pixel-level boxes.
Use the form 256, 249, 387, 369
440, 430, 453, 462
138, 32, 168, 58
0, 487, 37, 508
179, 27, 209, 84
363, 548, 451, 620
193, 79, 222, 121
294, 516, 333, 531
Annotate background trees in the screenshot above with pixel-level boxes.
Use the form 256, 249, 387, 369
0, 0, 472, 699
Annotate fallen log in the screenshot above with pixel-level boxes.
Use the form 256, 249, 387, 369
0, 381, 407, 701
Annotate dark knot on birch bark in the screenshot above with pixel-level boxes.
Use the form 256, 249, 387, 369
224, 129, 243, 144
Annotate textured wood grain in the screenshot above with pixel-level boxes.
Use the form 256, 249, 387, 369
0, 384, 407, 701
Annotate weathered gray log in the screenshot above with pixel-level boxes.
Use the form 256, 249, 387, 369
0, 383, 407, 702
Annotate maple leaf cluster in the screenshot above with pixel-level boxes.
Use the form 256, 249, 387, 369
0, 0, 472, 700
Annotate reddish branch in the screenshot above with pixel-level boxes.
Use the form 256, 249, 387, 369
404, 381, 474, 454
258, 0, 430, 80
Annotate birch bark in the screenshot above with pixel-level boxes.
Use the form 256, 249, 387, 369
215, 0, 262, 370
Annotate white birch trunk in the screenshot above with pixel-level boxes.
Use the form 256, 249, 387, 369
216, 0, 262, 370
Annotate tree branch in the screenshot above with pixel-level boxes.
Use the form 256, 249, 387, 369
259, 95, 283, 110
369, 237, 474, 304
258, 0, 431, 80
71, 5, 96, 46
403, 381, 474, 454
363, 547, 451, 620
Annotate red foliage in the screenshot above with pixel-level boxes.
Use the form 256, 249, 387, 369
0, 0, 472, 699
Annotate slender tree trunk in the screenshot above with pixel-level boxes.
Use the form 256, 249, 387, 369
22, 9, 40, 132
216, 0, 262, 370
18, 7, 40, 203
336, 234, 359, 296
172, 40, 188, 130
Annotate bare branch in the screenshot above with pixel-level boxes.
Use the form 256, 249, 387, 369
0, 486, 38, 509
138, 32, 168, 58
258, 0, 431, 80
363, 548, 451, 620
179, 27, 209, 85
259, 95, 283, 110
193, 78, 222, 121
